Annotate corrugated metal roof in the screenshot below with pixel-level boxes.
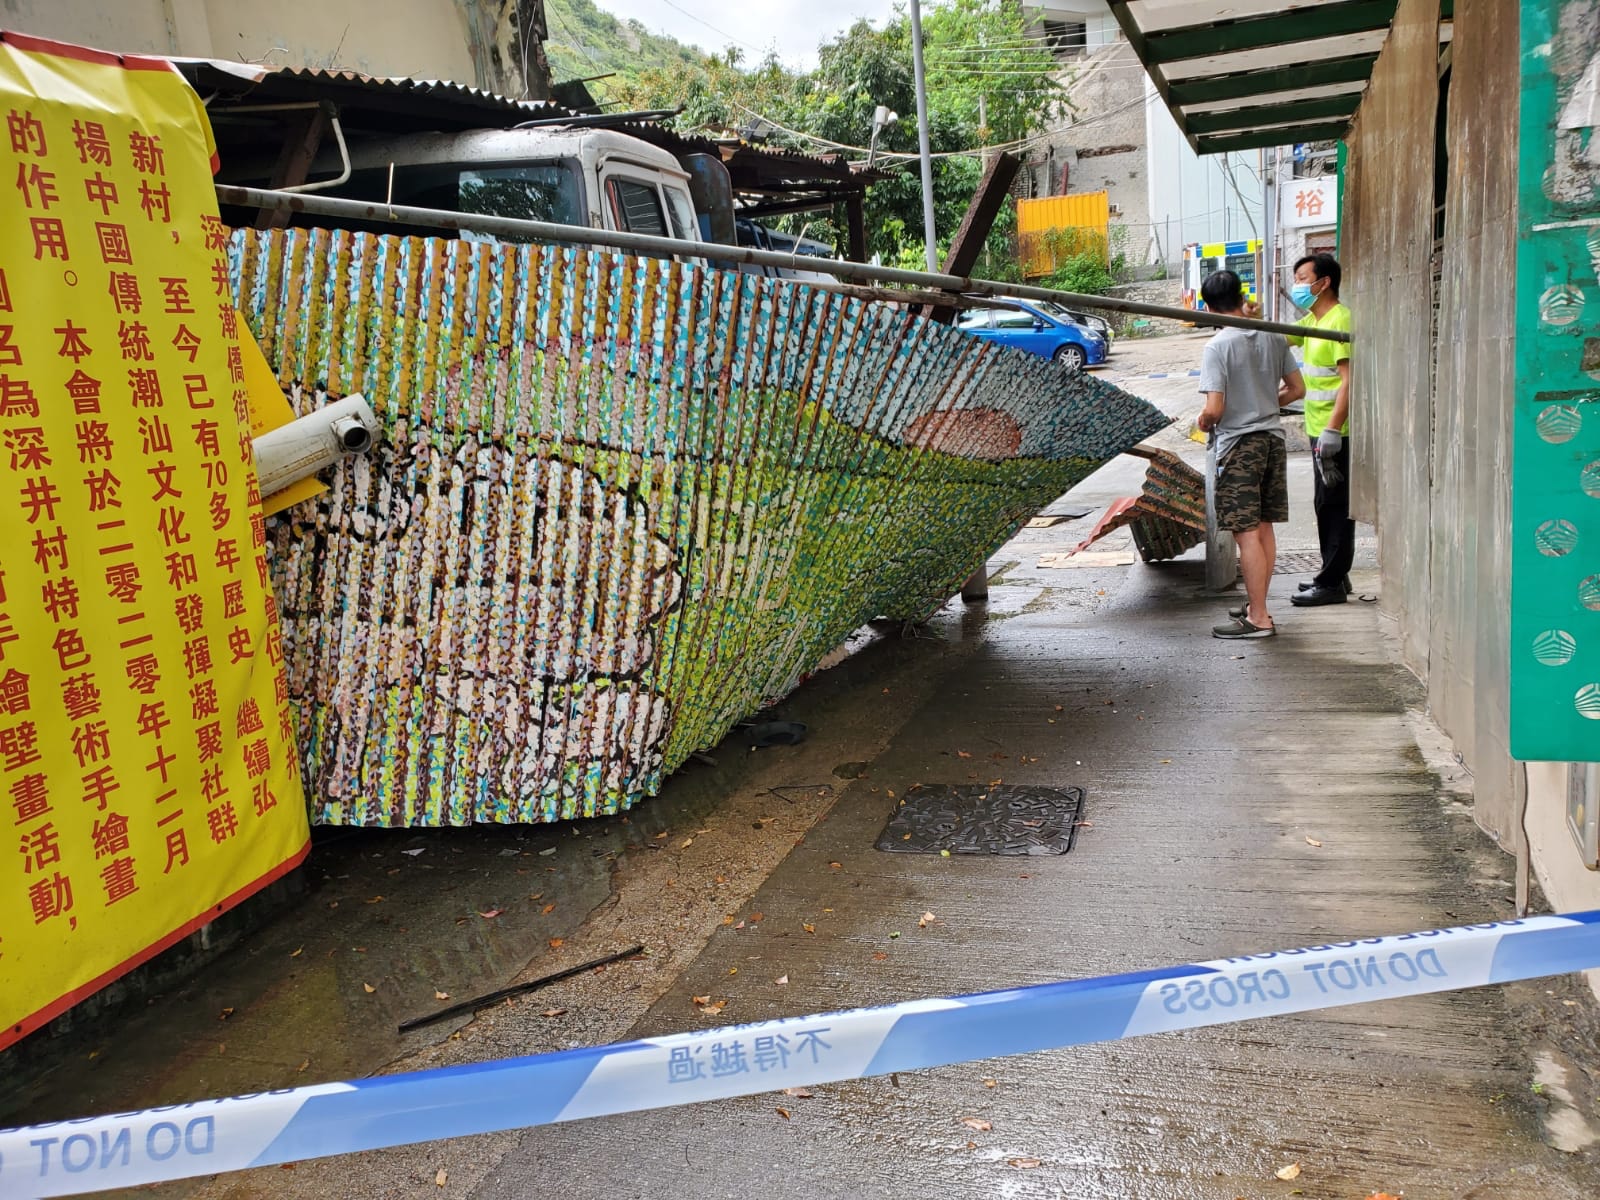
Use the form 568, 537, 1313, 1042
1108, 1, 1449, 155
176, 59, 568, 130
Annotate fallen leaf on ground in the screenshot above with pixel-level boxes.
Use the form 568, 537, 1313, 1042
1275, 1163, 1302, 1181
983, 1079, 997, 1088
961, 1118, 992, 1132
1054, 705, 1064, 712
289, 947, 303, 958
435, 1168, 447, 1186
542, 903, 556, 914
1008, 1158, 1042, 1169
956, 750, 972, 759
541, 1008, 567, 1018
680, 838, 694, 848
365, 895, 384, 904
548, 937, 564, 949
218, 1007, 234, 1021
918, 912, 936, 928
829, 861, 841, 869
529, 892, 543, 901
435, 990, 450, 1001
775, 974, 789, 985
749, 912, 764, 923
478, 908, 505, 919
296, 1060, 308, 1072
775, 1107, 790, 1120
1305, 837, 1323, 848
402, 848, 425, 857
872, 952, 889, 961
782, 1087, 813, 1098
362, 983, 376, 994
692, 995, 710, 1005
803, 923, 816, 934
728, 967, 738, 976
889, 931, 901, 939
1366, 1193, 1401, 1200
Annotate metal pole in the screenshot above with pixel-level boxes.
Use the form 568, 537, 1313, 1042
909, 0, 939, 273
214, 185, 1349, 342
1261, 146, 1275, 321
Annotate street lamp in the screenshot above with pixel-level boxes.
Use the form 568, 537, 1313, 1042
867, 105, 898, 169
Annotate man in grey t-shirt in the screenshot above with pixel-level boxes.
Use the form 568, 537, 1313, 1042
1195, 270, 1305, 639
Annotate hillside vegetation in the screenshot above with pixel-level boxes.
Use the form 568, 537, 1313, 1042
543, 0, 703, 83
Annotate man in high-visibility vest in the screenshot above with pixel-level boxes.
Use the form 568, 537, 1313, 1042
1286, 253, 1354, 608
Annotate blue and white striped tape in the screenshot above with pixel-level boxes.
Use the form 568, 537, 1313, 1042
6, 911, 1599, 1197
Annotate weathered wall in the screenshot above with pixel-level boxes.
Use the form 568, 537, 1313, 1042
1344, 0, 1439, 678
1428, 0, 1521, 843
1344, 0, 1528, 852
1025, 38, 1154, 260
0, 0, 547, 96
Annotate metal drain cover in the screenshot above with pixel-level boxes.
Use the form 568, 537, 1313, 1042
1273, 551, 1323, 575
874, 784, 1086, 856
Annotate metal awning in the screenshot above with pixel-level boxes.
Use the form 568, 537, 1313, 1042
1108, 1, 1440, 155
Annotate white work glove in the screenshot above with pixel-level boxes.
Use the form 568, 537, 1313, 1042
1317, 427, 1344, 457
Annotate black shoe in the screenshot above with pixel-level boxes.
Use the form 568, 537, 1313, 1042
1297, 576, 1352, 594
1291, 585, 1347, 607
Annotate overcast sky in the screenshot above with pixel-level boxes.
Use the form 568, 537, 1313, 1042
584, 0, 899, 71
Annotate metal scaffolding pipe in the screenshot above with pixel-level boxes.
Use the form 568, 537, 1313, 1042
215, 185, 1349, 343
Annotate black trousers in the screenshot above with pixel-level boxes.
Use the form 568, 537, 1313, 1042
1313, 439, 1356, 589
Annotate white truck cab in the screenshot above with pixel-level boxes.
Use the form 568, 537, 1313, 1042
297, 125, 701, 246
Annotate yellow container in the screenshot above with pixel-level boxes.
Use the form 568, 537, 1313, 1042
1017, 191, 1110, 278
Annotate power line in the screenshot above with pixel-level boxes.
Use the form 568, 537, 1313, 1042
657, 0, 762, 52
727, 90, 1157, 164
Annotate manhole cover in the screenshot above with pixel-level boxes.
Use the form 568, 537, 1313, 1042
874, 785, 1086, 856
1274, 551, 1323, 575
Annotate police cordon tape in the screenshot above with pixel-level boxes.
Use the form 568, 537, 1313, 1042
7, 911, 1600, 1197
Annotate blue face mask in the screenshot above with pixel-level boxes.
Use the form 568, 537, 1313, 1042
1289, 282, 1318, 309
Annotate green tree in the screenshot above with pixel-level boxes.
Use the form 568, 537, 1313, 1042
613, 2, 1065, 267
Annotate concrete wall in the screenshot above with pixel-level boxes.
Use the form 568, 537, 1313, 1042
1345, 0, 1600, 942
1024, 38, 1153, 262
0, 0, 543, 95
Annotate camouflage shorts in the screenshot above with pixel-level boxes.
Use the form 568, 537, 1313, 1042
1215, 431, 1289, 532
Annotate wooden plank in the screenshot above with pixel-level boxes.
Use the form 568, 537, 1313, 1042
925, 151, 1020, 326
255, 106, 329, 231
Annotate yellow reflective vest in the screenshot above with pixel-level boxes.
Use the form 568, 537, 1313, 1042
1290, 302, 1352, 439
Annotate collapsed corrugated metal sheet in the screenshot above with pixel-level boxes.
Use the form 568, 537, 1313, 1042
1073, 447, 1207, 561
233, 230, 1170, 826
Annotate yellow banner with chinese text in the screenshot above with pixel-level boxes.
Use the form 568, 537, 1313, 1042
0, 32, 309, 1050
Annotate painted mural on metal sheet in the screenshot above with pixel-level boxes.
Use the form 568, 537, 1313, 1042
1513, 1, 1600, 757
232, 228, 1168, 825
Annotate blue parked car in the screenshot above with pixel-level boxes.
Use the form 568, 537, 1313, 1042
955, 300, 1108, 371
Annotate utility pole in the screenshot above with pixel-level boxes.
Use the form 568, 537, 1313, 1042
909, 0, 939, 273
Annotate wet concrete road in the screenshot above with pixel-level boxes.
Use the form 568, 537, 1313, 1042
8, 336, 1599, 1199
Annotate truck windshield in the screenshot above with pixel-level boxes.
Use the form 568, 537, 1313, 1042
457, 164, 584, 237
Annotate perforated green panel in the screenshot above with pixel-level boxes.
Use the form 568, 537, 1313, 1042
1512, 2, 1600, 757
